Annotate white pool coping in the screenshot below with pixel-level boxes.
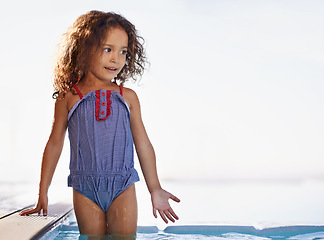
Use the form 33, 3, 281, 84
0, 203, 73, 240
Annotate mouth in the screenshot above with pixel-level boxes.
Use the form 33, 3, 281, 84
104, 67, 118, 72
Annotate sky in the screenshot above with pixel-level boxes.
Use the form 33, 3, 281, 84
0, 0, 323, 184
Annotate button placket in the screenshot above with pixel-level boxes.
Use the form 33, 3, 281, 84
95, 89, 112, 121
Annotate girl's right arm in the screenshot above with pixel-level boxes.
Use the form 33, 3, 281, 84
20, 94, 68, 216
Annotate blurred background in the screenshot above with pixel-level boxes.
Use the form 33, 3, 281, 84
0, 0, 323, 228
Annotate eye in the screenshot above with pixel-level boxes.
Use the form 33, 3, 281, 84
120, 50, 127, 55
104, 48, 111, 53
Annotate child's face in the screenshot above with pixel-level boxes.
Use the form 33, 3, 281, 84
87, 27, 128, 82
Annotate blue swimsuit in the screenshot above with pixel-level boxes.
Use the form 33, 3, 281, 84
67, 84, 139, 213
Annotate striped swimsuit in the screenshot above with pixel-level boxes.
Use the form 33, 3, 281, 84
67, 84, 139, 212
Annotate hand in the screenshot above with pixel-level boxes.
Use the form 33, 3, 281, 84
19, 193, 48, 216
151, 189, 180, 223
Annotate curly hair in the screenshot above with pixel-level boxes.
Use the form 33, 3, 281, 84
53, 10, 147, 98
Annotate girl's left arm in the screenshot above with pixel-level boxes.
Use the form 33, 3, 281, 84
127, 88, 180, 223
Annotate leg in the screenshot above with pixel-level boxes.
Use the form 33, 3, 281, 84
106, 184, 138, 236
73, 190, 107, 236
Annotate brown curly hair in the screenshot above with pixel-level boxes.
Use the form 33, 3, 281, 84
53, 10, 147, 98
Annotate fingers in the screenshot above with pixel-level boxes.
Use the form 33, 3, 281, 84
153, 207, 157, 218
170, 194, 181, 203
19, 208, 40, 216
164, 210, 174, 223
37, 209, 47, 216
158, 210, 168, 223
151, 189, 180, 223
42, 206, 48, 216
169, 207, 179, 221
19, 205, 47, 216
158, 207, 179, 223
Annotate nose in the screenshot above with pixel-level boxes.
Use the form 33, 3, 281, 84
110, 51, 119, 64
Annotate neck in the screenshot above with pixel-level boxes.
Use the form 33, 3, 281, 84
82, 72, 115, 88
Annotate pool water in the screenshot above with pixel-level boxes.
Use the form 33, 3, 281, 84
54, 231, 272, 240
48, 228, 324, 240
40, 215, 324, 240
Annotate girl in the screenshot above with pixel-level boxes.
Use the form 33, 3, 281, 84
20, 10, 180, 238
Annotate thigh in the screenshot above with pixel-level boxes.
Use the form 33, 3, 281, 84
73, 190, 107, 236
107, 184, 138, 235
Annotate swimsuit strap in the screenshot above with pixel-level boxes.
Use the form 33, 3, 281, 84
119, 85, 123, 96
73, 84, 83, 99
73, 83, 122, 98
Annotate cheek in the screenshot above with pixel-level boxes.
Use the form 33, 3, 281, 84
117, 62, 127, 75
88, 57, 99, 70
120, 56, 127, 67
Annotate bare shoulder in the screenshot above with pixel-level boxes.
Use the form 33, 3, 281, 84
63, 90, 80, 112
55, 92, 68, 105
52, 92, 69, 115
122, 87, 140, 111
50, 92, 69, 139
123, 87, 138, 99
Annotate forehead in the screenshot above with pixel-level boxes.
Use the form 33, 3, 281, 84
103, 27, 128, 46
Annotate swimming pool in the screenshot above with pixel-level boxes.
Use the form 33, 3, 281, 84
2, 181, 324, 240
37, 213, 324, 240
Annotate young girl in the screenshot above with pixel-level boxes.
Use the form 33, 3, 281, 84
20, 10, 180, 238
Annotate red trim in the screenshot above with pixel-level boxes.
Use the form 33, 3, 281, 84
95, 90, 100, 120
119, 85, 123, 96
107, 91, 112, 117
73, 84, 83, 99
95, 90, 111, 121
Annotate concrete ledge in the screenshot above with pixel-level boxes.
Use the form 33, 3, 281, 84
0, 203, 73, 240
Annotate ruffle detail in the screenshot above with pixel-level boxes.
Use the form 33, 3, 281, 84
95, 89, 111, 121
68, 169, 139, 192
68, 90, 128, 121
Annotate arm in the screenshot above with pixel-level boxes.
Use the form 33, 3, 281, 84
127, 89, 180, 223
20, 95, 68, 216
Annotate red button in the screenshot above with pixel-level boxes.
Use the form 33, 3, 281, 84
101, 111, 105, 115
101, 102, 106, 106
101, 92, 105, 96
